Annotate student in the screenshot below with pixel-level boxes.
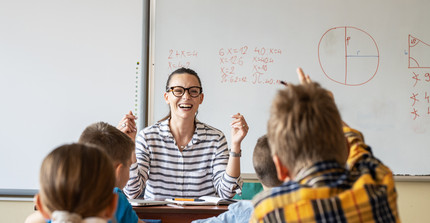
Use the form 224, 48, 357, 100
33, 144, 118, 223
118, 67, 249, 199
192, 135, 283, 223
250, 68, 400, 222
79, 122, 143, 223
26, 122, 144, 223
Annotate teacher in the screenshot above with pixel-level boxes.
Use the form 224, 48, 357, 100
119, 68, 248, 200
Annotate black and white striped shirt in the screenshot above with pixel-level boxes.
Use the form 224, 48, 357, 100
124, 119, 241, 200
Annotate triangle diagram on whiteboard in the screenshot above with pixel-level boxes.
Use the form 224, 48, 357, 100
409, 35, 430, 68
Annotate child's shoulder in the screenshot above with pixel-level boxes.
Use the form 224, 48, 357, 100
113, 187, 123, 194
113, 187, 139, 223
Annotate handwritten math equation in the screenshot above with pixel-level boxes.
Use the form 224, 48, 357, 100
167, 49, 198, 71
410, 71, 430, 120
166, 46, 283, 85
219, 46, 282, 85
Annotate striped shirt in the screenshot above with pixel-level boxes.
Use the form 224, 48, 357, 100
124, 119, 241, 200
250, 127, 400, 223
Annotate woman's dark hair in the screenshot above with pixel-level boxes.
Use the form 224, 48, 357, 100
165, 68, 202, 91
159, 68, 202, 122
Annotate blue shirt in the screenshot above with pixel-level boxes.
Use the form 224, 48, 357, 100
113, 187, 139, 223
191, 200, 253, 223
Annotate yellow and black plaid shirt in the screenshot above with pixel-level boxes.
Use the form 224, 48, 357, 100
250, 127, 400, 223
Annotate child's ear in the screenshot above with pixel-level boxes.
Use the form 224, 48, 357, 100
114, 163, 125, 183
35, 194, 50, 219
272, 155, 290, 181
103, 193, 118, 219
115, 163, 123, 176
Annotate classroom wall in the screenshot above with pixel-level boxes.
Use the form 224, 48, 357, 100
1, 181, 429, 222
0, 200, 35, 222
395, 181, 430, 222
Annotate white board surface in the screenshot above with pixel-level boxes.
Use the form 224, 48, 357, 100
150, 0, 430, 175
0, 0, 143, 191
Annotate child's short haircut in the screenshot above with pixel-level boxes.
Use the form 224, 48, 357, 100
39, 144, 115, 218
268, 83, 347, 177
252, 135, 283, 187
79, 122, 134, 165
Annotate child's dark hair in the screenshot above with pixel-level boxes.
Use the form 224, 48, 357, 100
253, 135, 283, 187
79, 122, 134, 165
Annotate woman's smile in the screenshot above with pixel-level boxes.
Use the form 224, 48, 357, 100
178, 103, 193, 110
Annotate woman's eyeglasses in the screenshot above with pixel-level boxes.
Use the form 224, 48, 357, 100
167, 86, 202, 98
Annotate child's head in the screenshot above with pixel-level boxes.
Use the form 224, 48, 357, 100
36, 143, 117, 221
252, 135, 283, 188
267, 82, 347, 179
79, 122, 135, 188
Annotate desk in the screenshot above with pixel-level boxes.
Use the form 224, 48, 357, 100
134, 204, 229, 223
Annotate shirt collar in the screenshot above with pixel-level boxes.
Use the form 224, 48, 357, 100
294, 160, 347, 187
158, 118, 206, 145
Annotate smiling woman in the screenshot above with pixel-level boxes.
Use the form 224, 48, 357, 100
161, 68, 204, 125
118, 68, 249, 200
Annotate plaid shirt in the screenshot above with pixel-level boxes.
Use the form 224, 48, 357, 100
250, 127, 400, 223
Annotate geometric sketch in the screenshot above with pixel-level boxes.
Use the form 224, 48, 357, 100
318, 26, 380, 86
409, 35, 430, 68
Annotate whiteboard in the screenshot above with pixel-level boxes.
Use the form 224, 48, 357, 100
0, 0, 143, 191
150, 0, 430, 175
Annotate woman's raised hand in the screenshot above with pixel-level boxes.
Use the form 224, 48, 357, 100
117, 110, 137, 142
230, 113, 249, 146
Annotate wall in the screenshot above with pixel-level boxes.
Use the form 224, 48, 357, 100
2, 181, 429, 222
0, 200, 35, 222
395, 181, 430, 222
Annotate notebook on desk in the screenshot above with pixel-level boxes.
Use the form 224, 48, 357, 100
128, 199, 172, 206
165, 196, 237, 206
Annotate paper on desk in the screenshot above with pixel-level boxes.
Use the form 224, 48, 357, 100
165, 196, 237, 206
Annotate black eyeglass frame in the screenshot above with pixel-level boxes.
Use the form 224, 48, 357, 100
167, 86, 203, 98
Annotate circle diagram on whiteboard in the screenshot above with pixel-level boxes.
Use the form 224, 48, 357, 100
318, 26, 380, 86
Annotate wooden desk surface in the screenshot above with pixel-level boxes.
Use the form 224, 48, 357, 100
134, 204, 229, 223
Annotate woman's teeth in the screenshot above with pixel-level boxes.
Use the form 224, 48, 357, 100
179, 104, 192, 108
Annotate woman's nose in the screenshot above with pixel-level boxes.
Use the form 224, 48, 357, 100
182, 89, 191, 99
